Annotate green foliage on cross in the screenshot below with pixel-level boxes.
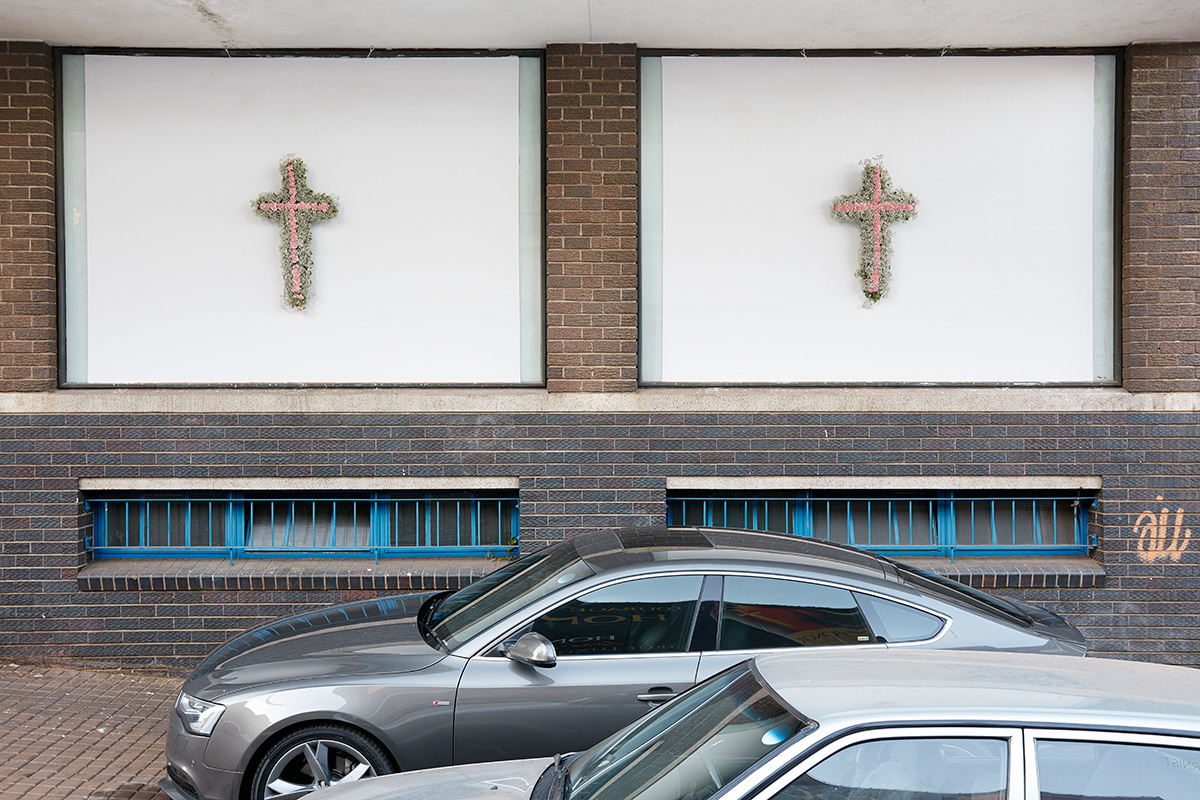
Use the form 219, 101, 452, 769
832, 158, 917, 308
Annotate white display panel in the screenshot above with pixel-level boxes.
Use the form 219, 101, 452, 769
647, 55, 1114, 384
68, 55, 536, 384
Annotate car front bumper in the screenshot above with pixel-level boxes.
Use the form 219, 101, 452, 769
161, 710, 243, 800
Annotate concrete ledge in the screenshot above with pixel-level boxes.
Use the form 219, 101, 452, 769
78, 553, 1102, 593
6, 386, 1200, 415
80, 477, 521, 491
77, 557, 498, 592
668, 476, 1104, 491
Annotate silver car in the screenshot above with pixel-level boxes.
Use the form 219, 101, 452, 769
161, 527, 1086, 800
308, 648, 1200, 800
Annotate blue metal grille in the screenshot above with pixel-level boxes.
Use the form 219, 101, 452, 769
88, 492, 519, 560
666, 491, 1093, 557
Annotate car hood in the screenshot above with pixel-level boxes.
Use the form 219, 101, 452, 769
185, 593, 446, 700
311, 758, 554, 800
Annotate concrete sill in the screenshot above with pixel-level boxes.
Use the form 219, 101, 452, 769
900, 555, 1105, 589
78, 554, 1103, 593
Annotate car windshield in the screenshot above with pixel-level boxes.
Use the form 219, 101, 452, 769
564, 663, 807, 800
431, 541, 595, 650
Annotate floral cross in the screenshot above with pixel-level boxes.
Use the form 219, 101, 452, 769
255, 157, 339, 311
832, 159, 917, 307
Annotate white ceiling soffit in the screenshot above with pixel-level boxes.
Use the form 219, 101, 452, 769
1, 0, 1199, 50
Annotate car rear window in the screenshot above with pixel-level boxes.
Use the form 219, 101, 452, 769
854, 592, 946, 643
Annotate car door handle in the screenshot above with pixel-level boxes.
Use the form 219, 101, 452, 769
636, 689, 678, 704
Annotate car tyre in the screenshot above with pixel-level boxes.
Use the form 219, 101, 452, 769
250, 724, 395, 800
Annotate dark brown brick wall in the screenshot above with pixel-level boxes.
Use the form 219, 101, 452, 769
1123, 43, 1200, 392
0, 43, 55, 392
0, 410, 1199, 671
545, 44, 638, 392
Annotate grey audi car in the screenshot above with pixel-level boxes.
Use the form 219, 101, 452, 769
161, 527, 1086, 800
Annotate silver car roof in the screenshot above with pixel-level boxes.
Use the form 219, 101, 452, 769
569, 527, 893, 580
756, 649, 1200, 736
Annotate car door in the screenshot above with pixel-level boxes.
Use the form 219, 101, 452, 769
695, 574, 887, 681
453, 574, 705, 764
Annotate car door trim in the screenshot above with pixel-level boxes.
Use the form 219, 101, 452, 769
727, 725, 1025, 800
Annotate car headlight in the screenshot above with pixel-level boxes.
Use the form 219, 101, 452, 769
175, 691, 225, 736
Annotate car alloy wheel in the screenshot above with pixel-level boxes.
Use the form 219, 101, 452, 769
251, 724, 394, 800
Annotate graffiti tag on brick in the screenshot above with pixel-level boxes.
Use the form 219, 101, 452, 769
1135, 496, 1192, 562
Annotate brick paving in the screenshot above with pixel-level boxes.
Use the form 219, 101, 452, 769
1, 663, 178, 800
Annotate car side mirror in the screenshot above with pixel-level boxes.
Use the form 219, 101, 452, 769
504, 632, 557, 668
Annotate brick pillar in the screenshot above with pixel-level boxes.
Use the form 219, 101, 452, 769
0, 42, 55, 391
545, 44, 638, 392
1123, 44, 1200, 392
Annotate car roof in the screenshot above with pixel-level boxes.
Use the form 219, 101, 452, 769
756, 649, 1200, 737
565, 526, 893, 581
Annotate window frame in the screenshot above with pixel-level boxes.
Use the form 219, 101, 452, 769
666, 490, 1095, 557
55, 46, 546, 388
86, 489, 520, 560
1024, 728, 1200, 800
742, 727, 1026, 800
638, 47, 1123, 388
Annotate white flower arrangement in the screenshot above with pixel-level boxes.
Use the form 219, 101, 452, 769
254, 157, 339, 311
832, 157, 917, 307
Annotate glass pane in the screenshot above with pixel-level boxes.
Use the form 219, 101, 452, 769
719, 576, 874, 650
1036, 739, 1200, 800
532, 575, 703, 656
98, 501, 135, 547
952, 498, 1081, 547
433, 543, 594, 649
855, 593, 944, 644
786, 737, 1008, 800
247, 500, 371, 549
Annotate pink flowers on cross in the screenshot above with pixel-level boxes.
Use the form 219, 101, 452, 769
254, 156, 339, 311
832, 158, 918, 307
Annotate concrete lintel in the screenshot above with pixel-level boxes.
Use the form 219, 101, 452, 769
667, 476, 1104, 491
4, 386, 1200, 414
79, 477, 520, 492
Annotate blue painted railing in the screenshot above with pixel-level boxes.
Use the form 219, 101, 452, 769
666, 492, 1093, 558
88, 493, 519, 560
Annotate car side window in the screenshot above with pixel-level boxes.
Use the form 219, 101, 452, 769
781, 737, 1009, 800
1035, 739, 1200, 800
718, 576, 875, 650
855, 592, 945, 643
530, 575, 703, 656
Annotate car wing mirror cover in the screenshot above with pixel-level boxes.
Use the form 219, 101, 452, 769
505, 632, 558, 668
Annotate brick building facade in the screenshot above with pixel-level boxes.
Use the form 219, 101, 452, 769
0, 42, 1199, 672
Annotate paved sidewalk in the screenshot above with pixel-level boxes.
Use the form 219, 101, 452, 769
1, 663, 180, 800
